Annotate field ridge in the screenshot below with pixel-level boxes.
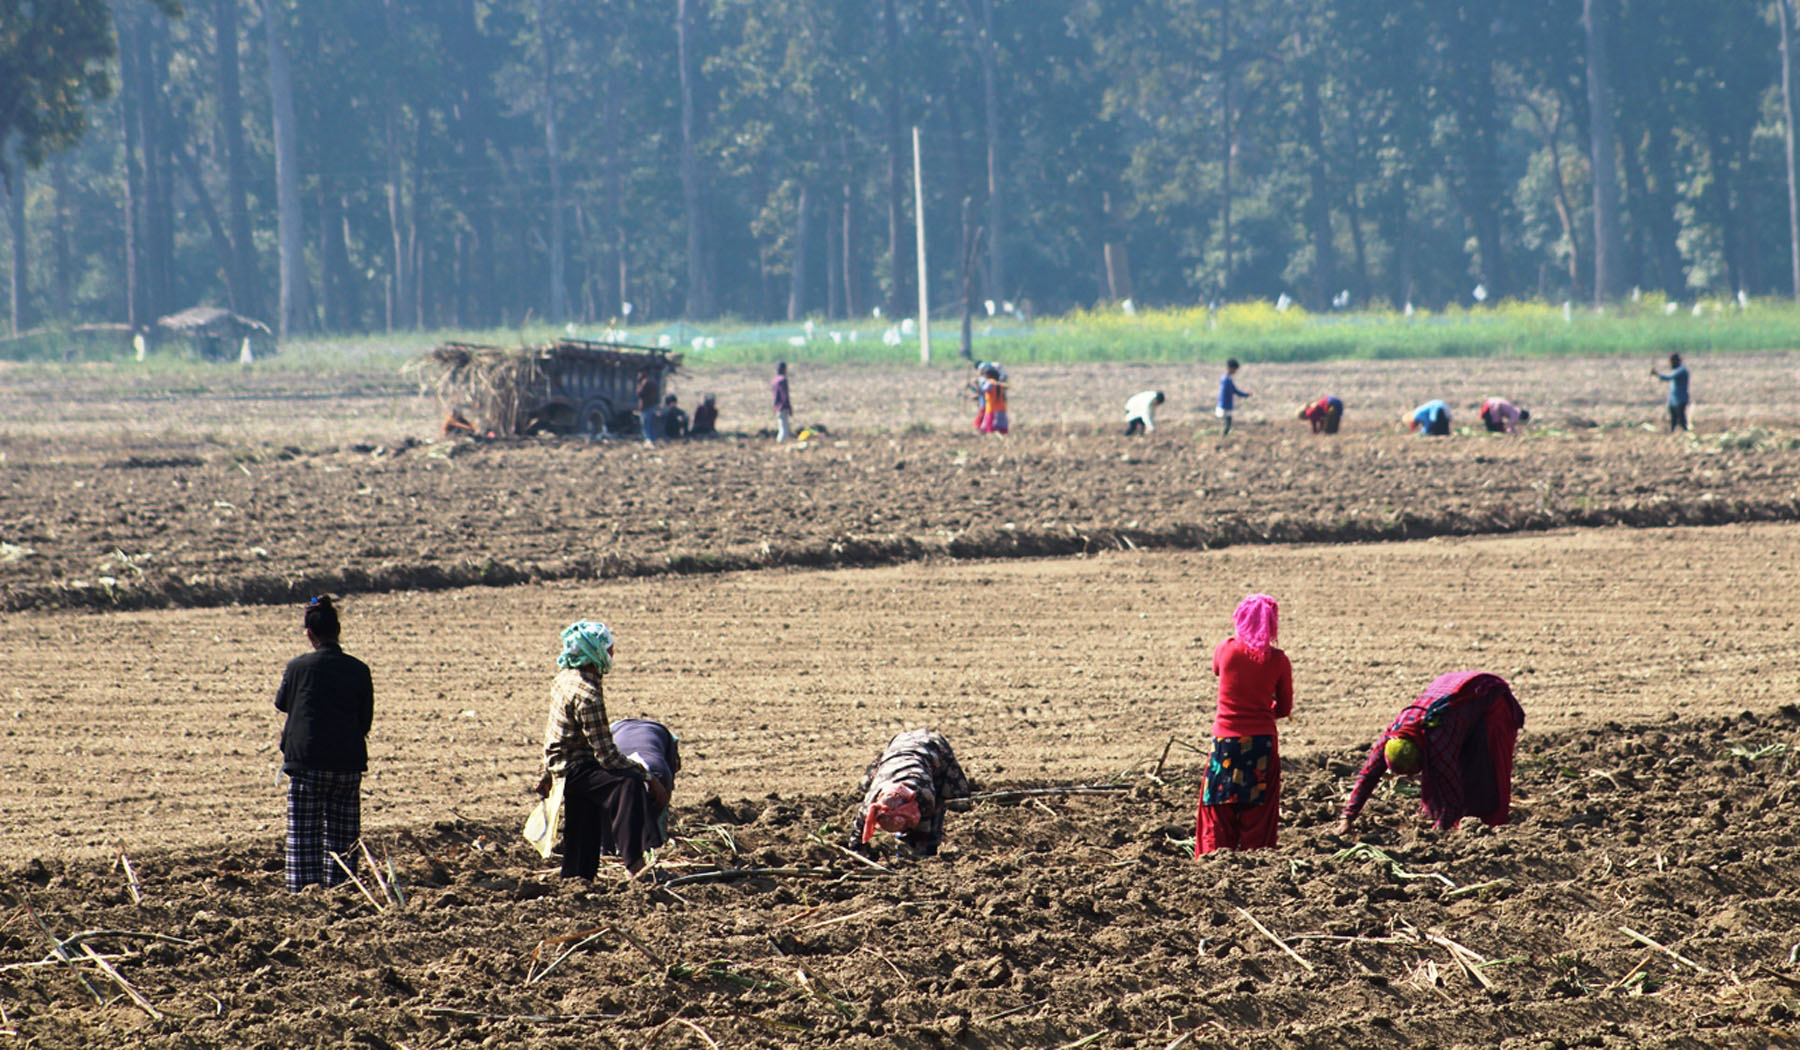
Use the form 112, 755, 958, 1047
8, 491, 1799, 614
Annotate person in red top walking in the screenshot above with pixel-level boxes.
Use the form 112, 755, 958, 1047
1196, 594, 1294, 855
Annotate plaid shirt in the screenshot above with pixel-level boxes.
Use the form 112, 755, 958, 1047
541, 667, 644, 780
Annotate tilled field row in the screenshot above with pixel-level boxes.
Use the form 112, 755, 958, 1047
6, 523, 1797, 865
4, 706, 1797, 1049
5, 426, 1799, 613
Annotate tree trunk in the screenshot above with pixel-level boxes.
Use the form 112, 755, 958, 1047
1583, 0, 1625, 303
1700, 124, 1741, 295
3, 144, 26, 336
50, 155, 71, 320
141, 26, 176, 320
381, 3, 410, 329
1739, 135, 1764, 294
1218, 0, 1233, 299
1101, 190, 1134, 302
677, 0, 712, 318
1341, 117, 1371, 305
1441, 4, 1509, 302
1390, 180, 1415, 308
841, 177, 856, 319
383, 107, 408, 329
825, 182, 843, 319
788, 181, 811, 321
173, 139, 238, 307
447, 0, 493, 326
883, 0, 907, 320
840, 132, 857, 318
1521, 95, 1583, 299
977, 0, 1004, 301
602, 63, 624, 319
262, 0, 311, 337
535, 0, 566, 321
1640, 114, 1688, 298
317, 181, 338, 329
336, 192, 360, 328
117, 10, 146, 330
216, 0, 257, 317
958, 195, 979, 361
1781, 0, 1800, 296
1299, 33, 1336, 311
410, 116, 428, 327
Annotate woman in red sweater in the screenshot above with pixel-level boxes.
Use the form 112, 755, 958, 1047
1196, 594, 1294, 855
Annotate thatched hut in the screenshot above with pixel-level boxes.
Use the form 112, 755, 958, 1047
418, 339, 680, 437
153, 307, 277, 361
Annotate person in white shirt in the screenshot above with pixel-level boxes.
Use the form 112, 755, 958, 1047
1124, 389, 1165, 435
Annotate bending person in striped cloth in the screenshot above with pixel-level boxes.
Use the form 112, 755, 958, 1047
1339, 671, 1525, 835
854, 730, 971, 857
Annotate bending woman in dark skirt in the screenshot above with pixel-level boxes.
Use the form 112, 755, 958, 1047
535, 620, 667, 879
1338, 671, 1524, 835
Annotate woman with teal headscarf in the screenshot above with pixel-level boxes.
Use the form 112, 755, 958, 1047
535, 620, 668, 879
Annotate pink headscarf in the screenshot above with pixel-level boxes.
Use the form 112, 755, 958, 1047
1233, 594, 1279, 661
861, 782, 921, 843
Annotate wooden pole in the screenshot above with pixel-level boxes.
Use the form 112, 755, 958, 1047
912, 125, 931, 364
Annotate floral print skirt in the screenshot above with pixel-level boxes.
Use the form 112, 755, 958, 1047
1201, 734, 1276, 808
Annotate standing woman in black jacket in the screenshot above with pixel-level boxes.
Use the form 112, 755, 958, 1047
274, 596, 374, 893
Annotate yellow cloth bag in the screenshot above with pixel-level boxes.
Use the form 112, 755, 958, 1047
522, 777, 564, 859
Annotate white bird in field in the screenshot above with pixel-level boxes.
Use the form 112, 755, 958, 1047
1472, 283, 1488, 302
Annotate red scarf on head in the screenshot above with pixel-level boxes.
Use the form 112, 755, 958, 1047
861, 783, 920, 843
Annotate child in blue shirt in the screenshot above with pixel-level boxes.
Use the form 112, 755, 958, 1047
1216, 358, 1251, 435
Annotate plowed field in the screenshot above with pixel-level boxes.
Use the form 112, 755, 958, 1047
3, 354, 1800, 1048
3, 353, 1799, 612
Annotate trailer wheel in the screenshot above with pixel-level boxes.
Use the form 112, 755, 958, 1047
527, 400, 577, 435
580, 399, 615, 436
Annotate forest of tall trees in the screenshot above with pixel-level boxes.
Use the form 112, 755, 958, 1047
5, 0, 1800, 338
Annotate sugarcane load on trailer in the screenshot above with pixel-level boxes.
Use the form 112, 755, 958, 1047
419, 338, 682, 438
